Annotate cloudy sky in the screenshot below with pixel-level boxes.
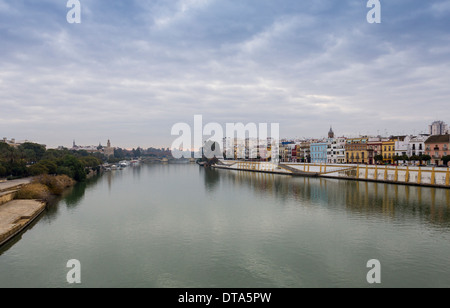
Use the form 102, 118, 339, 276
0, 0, 449, 149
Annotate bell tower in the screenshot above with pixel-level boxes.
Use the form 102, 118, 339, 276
328, 126, 335, 139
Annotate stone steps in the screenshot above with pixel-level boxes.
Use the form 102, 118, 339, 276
0, 200, 46, 247
0, 190, 18, 207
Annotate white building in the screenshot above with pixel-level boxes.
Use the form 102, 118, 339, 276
429, 121, 449, 136
327, 137, 346, 164
1, 137, 44, 148
410, 135, 428, 157
394, 136, 411, 157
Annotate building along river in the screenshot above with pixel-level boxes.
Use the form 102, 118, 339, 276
1, 163, 450, 287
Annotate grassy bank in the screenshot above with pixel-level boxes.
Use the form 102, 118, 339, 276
15, 175, 76, 202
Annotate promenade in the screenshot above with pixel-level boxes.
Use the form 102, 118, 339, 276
214, 161, 450, 189
0, 178, 46, 247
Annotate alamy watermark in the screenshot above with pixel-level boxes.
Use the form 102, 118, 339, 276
366, 259, 381, 284
67, 1, 379, 25
367, 0, 381, 24
66, 259, 81, 284
67, 0, 81, 24
171, 115, 280, 163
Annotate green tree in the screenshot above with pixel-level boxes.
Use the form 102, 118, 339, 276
19, 143, 46, 162
442, 156, 450, 167
59, 155, 86, 181
374, 155, 384, 164
28, 163, 49, 176
419, 154, 431, 165
56, 166, 74, 178
39, 160, 58, 174
410, 155, 420, 162
0, 164, 7, 177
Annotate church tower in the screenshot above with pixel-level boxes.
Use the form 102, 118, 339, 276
328, 126, 335, 139
104, 139, 114, 157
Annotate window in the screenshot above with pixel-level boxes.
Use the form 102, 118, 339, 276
419, 144, 423, 150
412, 144, 416, 150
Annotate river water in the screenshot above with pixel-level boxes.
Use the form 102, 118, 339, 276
1, 163, 450, 288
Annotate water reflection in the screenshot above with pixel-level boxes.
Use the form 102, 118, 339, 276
209, 169, 450, 228
40, 173, 103, 223
201, 167, 220, 192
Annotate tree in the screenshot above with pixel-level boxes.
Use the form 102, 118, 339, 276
442, 156, 450, 167
59, 155, 86, 181
19, 143, 46, 161
374, 155, 384, 164
419, 154, 431, 165
28, 163, 49, 176
0, 164, 7, 177
132, 148, 141, 158
410, 155, 420, 162
39, 160, 58, 174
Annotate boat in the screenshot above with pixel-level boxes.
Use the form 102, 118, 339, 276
130, 160, 140, 166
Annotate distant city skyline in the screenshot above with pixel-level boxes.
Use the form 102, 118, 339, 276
1, 1, 449, 149
3, 118, 445, 150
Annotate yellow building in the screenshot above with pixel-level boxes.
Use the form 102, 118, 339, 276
345, 137, 369, 164
382, 139, 396, 164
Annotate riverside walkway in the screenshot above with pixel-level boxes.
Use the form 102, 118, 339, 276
213, 161, 450, 189
0, 178, 45, 247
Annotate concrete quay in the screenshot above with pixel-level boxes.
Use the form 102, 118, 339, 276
0, 178, 46, 247
214, 161, 450, 189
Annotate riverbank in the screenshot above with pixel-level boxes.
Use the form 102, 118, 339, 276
0, 200, 46, 247
0, 178, 43, 246
0, 176, 77, 247
213, 161, 450, 189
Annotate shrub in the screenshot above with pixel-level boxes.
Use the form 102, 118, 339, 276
32, 174, 75, 195
16, 184, 50, 200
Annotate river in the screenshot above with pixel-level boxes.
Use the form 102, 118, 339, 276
1, 163, 450, 287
